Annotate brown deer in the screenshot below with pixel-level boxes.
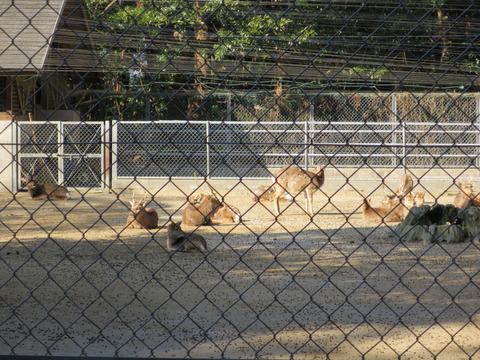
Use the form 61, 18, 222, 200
414, 192, 425, 206
383, 173, 414, 201
379, 174, 422, 220
272, 165, 325, 216
396, 191, 425, 219
361, 197, 405, 223
125, 192, 158, 229
182, 186, 221, 226
251, 185, 293, 203
400, 193, 415, 215
22, 176, 71, 200
453, 182, 480, 209
167, 221, 208, 253
363, 189, 425, 223
212, 203, 241, 223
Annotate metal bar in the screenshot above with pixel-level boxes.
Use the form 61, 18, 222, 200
206, 121, 210, 179
477, 95, 480, 168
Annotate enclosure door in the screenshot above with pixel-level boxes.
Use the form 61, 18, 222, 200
17, 121, 105, 189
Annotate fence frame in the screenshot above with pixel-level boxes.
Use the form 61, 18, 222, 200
14, 121, 107, 191
10, 92, 480, 190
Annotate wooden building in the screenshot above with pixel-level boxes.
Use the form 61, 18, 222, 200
0, 0, 97, 121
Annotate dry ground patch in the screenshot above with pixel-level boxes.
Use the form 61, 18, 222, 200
1, 186, 480, 359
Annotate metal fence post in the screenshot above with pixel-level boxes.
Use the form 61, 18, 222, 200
304, 120, 309, 170
393, 94, 407, 173
307, 96, 315, 169
477, 95, 480, 168
402, 102, 407, 173
206, 121, 210, 179
112, 120, 118, 182
12, 121, 19, 193
391, 94, 397, 168
227, 94, 232, 122
58, 122, 64, 185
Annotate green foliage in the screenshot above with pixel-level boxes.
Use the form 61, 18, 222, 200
82, 1, 480, 119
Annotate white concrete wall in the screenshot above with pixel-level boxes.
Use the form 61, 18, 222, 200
110, 167, 479, 199
0, 120, 14, 192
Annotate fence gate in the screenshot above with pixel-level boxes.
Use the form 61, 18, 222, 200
16, 121, 105, 189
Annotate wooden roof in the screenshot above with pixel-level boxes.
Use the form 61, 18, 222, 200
0, 0, 82, 71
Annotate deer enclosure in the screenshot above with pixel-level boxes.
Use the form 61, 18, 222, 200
2, 184, 480, 358
2, 1, 480, 359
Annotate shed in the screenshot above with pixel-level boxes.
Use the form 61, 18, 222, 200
0, 0, 97, 121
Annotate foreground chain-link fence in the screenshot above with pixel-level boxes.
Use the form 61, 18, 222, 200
2, 1, 480, 359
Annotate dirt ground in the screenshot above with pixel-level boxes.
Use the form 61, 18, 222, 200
1, 184, 480, 359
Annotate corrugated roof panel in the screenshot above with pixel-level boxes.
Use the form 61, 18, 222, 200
0, 0, 66, 70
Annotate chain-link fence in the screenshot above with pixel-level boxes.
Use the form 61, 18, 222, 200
2, 1, 480, 359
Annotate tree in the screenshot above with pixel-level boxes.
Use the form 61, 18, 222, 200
83, 0, 480, 120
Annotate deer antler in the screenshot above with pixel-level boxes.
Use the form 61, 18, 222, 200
21, 166, 31, 183
204, 183, 220, 201
195, 172, 220, 201
395, 174, 414, 198
141, 191, 148, 204
384, 174, 413, 199
26, 163, 36, 180
382, 184, 397, 200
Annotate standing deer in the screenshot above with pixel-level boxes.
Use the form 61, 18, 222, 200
125, 192, 158, 229
272, 165, 325, 216
22, 176, 71, 200
167, 221, 208, 253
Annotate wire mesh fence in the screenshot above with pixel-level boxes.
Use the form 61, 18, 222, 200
2, 1, 480, 359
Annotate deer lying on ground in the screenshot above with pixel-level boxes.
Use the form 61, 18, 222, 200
125, 192, 158, 229
362, 197, 405, 223
383, 173, 414, 201
251, 185, 293, 203
22, 176, 71, 200
413, 191, 425, 206
363, 174, 424, 223
272, 165, 325, 216
453, 182, 480, 209
182, 183, 240, 226
212, 203, 241, 223
397, 191, 426, 219
167, 221, 208, 253
182, 190, 221, 226
365, 192, 425, 223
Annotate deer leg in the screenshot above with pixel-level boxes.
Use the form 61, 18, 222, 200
274, 193, 281, 215
306, 190, 314, 216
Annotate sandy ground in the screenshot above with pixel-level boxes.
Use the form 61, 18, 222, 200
1, 184, 480, 359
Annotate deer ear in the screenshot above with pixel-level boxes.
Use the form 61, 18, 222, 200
129, 201, 134, 206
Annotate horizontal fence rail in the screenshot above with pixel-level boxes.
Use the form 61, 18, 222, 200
113, 119, 480, 179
